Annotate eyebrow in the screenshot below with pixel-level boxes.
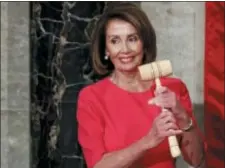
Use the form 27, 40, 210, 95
107, 32, 139, 38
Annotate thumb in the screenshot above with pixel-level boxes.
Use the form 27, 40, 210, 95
154, 86, 167, 95
148, 97, 159, 105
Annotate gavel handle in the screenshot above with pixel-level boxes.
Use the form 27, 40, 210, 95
155, 78, 181, 158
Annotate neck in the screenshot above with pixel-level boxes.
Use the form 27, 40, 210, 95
112, 69, 140, 85
111, 69, 153, 93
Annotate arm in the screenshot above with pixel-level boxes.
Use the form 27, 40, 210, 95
96, 109, 183, 168
175, 82, 205, 167
152, 81, 206, 167
77, 88, 149, 168
94, 137, 150, 168
77, 88, 182, 168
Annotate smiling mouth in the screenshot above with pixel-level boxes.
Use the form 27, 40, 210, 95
119, 56, 134, 63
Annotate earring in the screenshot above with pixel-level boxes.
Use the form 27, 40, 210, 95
104, 55, 109, 60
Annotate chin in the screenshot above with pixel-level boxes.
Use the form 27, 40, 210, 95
118, 64, 139, 72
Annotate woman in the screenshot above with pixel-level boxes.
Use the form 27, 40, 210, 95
77, 2, 205, 168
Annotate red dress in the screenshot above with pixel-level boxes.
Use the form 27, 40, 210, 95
77, 77, 194, 168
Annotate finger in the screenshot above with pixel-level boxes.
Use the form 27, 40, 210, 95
159, 109, 173, 118
148, 97, 157, 105
168, 129, 183, 135
162, 129, 183, 137
163, 114, 176, 124
159, 93, 174, 100
154, 110, 167, 125
157, 113, 177, 128
163, 122, 179, 130
157, 112, 177, 128
159, 108, 173, 117
148, 96, 170, 107
155, 90, 176, 101
160, 92, 177, 104
149, 94, 173, 106
154, 86, 168, 95
162, 108, 171, 113
158, 93, 176, 101
156, 112, 173, 127
157, 109, 170, 119
153, 98, 175, 108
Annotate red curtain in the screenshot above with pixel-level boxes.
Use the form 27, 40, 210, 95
204, 2, 224, 167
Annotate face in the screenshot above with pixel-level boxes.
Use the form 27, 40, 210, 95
105, 19, 144, 72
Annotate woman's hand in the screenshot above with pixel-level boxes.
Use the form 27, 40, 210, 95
144, 109, 183, 149
148, 86, 183, 113
148, 86, 191, 129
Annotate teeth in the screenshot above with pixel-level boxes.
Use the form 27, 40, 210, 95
120, 57, 132, 63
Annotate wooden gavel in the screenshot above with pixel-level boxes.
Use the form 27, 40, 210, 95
138, 60, 181, 158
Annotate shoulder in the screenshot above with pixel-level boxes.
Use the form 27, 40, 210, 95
160, 76, 183, 85
78, 77, 110, 100
160, 76, 188, 93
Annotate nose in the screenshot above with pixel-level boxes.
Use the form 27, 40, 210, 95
120, 41, 130, 53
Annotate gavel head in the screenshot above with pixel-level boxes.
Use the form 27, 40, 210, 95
138, 60, 173, 80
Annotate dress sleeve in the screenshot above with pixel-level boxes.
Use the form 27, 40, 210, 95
76, 88, 106, 168
178, 81, 207, 149
178, 81, 194, 119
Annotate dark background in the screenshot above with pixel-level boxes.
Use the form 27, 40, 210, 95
30, 2, 139, 168
31, 2, 105, 168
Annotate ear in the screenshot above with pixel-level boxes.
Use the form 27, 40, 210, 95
105, 50, 109, 56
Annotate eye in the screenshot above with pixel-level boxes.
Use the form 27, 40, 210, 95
128, 36, 138, 42
111, 38, 119, 44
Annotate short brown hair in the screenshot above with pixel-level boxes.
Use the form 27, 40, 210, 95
91, 2, 157, 75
